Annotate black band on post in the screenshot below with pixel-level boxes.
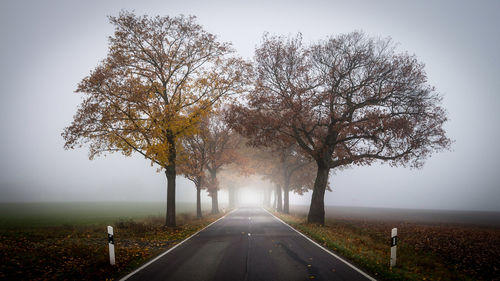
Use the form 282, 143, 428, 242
391, 236, 397, 247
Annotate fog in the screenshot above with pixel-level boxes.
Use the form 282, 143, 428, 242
1, 0, 499, 211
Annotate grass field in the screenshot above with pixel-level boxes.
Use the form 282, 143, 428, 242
2, 202, 498, 280
0, 201, 218, 227
274, 205, 500, 281
0, 202, 224, 280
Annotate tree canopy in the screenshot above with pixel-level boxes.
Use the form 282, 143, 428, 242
63, 11, 247, 226
64, 12, 450, 225
228, 32, 451, 224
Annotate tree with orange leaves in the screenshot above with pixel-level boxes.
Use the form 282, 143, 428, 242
62, 12, 247, 226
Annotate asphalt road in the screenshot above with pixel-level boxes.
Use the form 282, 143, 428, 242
121, 207, 375, 281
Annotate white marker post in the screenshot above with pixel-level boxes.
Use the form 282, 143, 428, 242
390, 228, 397, 267
107, 226, 115, 265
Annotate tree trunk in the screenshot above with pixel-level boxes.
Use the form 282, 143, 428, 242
165, 167, 176, 227
210, 170, 219, 214
273, 190, 277, 209
283, 183, 290, 214
276, 184, 282, 212
228, 186, 236, 208
211, 190, 219, 214
165, 132, 176, 227
263, 186, 271, 207
307, 162, 329, 225
196, 177, 202, 219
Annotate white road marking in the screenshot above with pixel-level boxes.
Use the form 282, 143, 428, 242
119, 209, 236, 281
263, 208, 377, 281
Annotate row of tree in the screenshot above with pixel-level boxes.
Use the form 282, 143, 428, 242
63, 12, 450, 226
179, 108, 317, 218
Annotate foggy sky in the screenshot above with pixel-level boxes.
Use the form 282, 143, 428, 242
1, 0, 499, 211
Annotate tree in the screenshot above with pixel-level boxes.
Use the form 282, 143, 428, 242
239, 144, 285, 211
250, 144, 316, 213
228, 32, 451, 225
62, 12, 246, 226
216, 168, 239, 208
178, 118, 210, 218
179, 111, 243, 217
216, 167, 249, 208
218, 134, 263, 208
203, 109, 240, 214
277, 144, 316, 214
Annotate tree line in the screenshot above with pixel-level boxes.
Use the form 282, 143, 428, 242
63, 12, 450, 227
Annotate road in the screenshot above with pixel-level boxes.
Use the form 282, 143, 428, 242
121, 207, 375, 281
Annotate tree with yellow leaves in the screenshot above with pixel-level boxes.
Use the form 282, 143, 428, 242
62, 11, 247, 226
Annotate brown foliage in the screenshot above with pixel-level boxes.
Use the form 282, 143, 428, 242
278, 209, 499, 281
62, 11, 247, 226
402, 224, 500, 280
230, 31, 450, 169
63, 11, 246, 166
228, 32, 451, 224
202, 110, 240, 191
349, 220, 500, 281
0, 214, 223, 281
